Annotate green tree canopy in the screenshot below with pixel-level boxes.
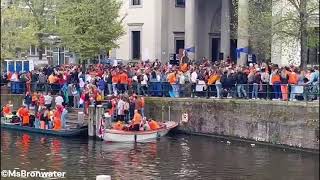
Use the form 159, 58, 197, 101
57, 0, 125, 61
1, 4, 37, 60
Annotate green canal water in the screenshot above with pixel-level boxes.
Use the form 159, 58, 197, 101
1, 129, 319, 180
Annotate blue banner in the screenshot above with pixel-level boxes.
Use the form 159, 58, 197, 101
23, 61, 29, 72
16, 61, 22, 72
185, 47, 196, 53
236, 47, 249, 58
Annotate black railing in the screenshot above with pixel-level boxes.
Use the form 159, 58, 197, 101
1, 81, 319, 102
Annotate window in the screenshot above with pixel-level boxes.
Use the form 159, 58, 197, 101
132, 0, 141, 6
132, 31, 141, 59
30, 45, 36, 55
176, 0, 185, 7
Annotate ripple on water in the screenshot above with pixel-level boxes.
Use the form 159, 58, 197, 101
1, 131, 319, 180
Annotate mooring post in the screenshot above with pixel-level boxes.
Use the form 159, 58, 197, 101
168, 105, 171, 122
95, 105, 104, 138
96, 175, 111, 180
88, 105, 96, 137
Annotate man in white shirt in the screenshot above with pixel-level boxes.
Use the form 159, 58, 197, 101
55, 94, 64, 106
140, 72, 148, 96
190, 69, 198, 97
44, 92, 53, 109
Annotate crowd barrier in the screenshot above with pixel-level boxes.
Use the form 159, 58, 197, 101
1, 81, 319, 101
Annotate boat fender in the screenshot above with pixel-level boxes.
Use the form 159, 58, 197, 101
134, 134, 137, 142
181, 113, 188, 123
156, 132, 160, 139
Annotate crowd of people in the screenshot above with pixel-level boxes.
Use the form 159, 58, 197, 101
2, 57, 319, 102
1, 56, 319, 131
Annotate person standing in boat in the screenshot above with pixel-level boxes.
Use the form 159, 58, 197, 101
19, 105, 30, 126
61, 106, 68, 129
117, 96, 126, 122
53, 105, 63, 130
24, 92, 32, 109
130, 109, 142, 131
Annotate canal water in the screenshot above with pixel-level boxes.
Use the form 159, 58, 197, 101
1, 130, 319, 180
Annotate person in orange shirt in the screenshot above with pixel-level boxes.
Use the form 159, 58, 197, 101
148, 119, 160, 130
113, 121, 124, 131
112, 71, 119, 95
119, 70, 128, 94
180, 63, 189, 73
288, 68, 299, 101
271, 69, 281, 100
20, 106, 30, 126
130, 110, 142, 131
2, 104, 12, 116
53, 106, 62, 130
207, 71, 219, 97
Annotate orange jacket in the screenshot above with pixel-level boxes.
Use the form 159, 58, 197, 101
3, 105, 11, 115
288, 72, 298, 85
149, 120, 160, 130
119, 73, 128, 84
168, 73, 177, 85
132, 113, 142, 125
112, 74, 119, 84
113, 121, 124, 130
53, 111, 61, 130
20, 108, 30, 124
271, 74, 281, 84
180, 63, 188, 73
207, 75, 219, 85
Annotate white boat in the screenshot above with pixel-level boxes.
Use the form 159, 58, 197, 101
102, 121, 178, 142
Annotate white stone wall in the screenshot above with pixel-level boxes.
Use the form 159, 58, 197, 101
115, 0, 158, 61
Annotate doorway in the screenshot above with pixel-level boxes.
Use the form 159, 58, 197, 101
230, 39, 237, 63
175, 40, 185, 54
211, 38, 220, 62
132, 31, 141, 59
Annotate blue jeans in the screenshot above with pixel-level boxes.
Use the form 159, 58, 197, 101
112, 84, 117, 95
215, 84, 222, 98
237, 84, 247, 98
273, 82, 281, 99
171, 84, 180, 98
107, 84, 112, 95
252, 83, 259, 99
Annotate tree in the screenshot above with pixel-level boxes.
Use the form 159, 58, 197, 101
23, 0, 57, 60
248, 0, 272, 62
1, 4, 37, 60
271, 0, 319, 68
1, 0, 58, 61
56, 0, 125, 61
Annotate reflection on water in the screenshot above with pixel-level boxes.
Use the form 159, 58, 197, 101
1, 130, 319, 180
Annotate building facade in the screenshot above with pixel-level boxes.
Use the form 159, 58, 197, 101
114, 0, 319, 66
114, 0, 239, 63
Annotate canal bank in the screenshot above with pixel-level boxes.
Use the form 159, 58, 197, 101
144, 97, 319, 152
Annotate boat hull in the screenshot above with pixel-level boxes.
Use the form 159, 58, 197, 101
1, 123, 88, 137
103, 121, 178, 142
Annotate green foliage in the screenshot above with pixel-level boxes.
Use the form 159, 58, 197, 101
1, 4, 37, 60
1, 0, 58, 61
248, 0, 273, 61
57, 0, 125, 61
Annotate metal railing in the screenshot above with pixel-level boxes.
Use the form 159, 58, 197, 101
1, 81, 319, 102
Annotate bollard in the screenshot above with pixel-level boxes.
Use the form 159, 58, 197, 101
95, 105, 104, 138
96, 175, 111, 180
78, 111, 85, 125
88, 105, 96, 137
